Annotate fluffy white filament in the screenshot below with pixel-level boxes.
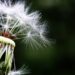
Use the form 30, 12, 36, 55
0, 0, 49, 48
8, 66, 29, 75
8, 70, 25, 75
0, 0, 49, 75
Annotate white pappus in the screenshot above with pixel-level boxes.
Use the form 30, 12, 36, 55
0, 0, 49, 75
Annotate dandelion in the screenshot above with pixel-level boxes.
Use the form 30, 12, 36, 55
0, 0, 49, 75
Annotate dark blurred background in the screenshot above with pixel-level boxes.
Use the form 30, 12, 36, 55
13, 0, 75, 75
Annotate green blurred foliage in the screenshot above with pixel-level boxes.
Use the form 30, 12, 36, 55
15, 0, 75, 75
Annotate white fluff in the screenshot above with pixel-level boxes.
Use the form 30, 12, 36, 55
0, 0, 49, 75
0, 0, 49, 48
8, 66, 29, 75
8, 70, 25, 75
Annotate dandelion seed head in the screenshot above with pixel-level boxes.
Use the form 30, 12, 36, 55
0, 0, 49, 48
0, 0, 50, 74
